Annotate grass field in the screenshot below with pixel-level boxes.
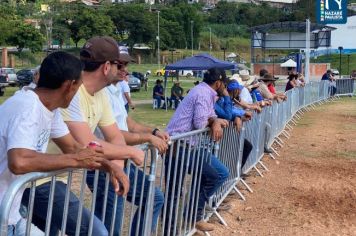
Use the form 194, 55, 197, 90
312, 54, 356, 75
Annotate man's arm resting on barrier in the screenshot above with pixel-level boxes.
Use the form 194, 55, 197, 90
65, 121, 144, 166
126, 116, 170, 141
7, 147, 104, 175
120, 131, 168, 154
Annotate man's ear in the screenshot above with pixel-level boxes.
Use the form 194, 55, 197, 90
102, 61, 110, 76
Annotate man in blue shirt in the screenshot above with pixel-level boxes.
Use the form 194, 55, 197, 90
153, 79, 165, 108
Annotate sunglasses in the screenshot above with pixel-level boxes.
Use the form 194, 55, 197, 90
110, 61, 128, 70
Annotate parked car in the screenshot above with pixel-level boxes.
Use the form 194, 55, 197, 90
155, 68, 165, 76
0, 67, 17, 86
128, 74, 141, 92
132, 71, 145, 86
0, 75, 9, 96
16, 69, 35, 87
178, 70, 193, 77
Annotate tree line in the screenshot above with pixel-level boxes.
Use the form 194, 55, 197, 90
0, 0, 316, 53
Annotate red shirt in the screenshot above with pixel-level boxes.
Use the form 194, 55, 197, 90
268, 84, 276, 94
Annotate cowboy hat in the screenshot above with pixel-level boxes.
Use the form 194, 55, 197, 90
260, 73, 277, 82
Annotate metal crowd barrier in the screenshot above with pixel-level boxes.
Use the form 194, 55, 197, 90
0, 145, 159, 236
335, 78, 355, 96
1, 81, 353, 236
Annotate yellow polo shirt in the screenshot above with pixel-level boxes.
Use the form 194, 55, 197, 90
37, 84, 116, 185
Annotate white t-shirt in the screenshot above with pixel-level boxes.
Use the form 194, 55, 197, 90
94, 84, 129, 139
119, 80, 130, 105
240, 87, 253, 104
0, 87, 69, 225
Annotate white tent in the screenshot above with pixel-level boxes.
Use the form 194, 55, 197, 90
280, 59, 297, 67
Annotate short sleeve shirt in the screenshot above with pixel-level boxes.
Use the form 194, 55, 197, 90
61, 84, 116, 132
0, 87, 68, 225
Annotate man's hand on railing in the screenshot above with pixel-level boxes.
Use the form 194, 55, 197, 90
253, 104, 262, 113
130, 148, 145, 166
242, 111, 253, 121
102, 160, 130, 196
75, 147, 105, 170
155, 130, 170, 142
210, 118, 229, 141
149, 135, 168, 154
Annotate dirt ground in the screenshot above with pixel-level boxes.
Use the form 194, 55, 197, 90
210, 98, 356, 236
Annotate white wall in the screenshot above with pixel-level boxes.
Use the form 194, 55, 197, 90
328, 15, 356, 49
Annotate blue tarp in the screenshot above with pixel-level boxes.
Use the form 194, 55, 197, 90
164, 53, 236, 70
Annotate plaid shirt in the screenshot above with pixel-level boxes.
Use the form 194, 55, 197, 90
167, 82, 217, 136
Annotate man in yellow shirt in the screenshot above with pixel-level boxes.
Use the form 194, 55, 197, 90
22, 37, 145, 236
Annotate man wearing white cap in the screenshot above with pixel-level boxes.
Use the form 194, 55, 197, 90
118, 45, 135, 113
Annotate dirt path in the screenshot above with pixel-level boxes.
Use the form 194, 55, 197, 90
212, 98, 356, 236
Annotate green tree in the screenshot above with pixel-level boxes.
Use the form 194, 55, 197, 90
6, 22, 44, 52
68, 7, 115, 47
106, 4, 155, 46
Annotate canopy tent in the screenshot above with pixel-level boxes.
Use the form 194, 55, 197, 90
165, 53, 235, 71
162, 54, 235, 111
280, 59, 297, 67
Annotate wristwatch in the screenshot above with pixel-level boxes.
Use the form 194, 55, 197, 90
152, 128, 160, 136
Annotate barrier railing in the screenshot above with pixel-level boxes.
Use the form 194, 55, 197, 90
1, 81, 352, 236
335, 78, 355, 96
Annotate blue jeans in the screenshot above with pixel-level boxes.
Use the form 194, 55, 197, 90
163, 147, 229, 233
86, 164, 164, 236
170, 96, 183, 109
21, 182, 108, 236
153, 95, 165, 108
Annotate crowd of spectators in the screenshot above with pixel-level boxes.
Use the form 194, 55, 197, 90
1, 35, 307, 236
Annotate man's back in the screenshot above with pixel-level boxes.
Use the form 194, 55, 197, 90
167, 82, 217, 136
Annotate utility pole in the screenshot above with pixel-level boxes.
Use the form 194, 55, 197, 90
191, 20, 194, 56
338, 46, 343, 78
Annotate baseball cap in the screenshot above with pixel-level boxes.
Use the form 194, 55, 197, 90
227, 80, 244, 91
119, 45, 135, 63
80, 36, 120, 62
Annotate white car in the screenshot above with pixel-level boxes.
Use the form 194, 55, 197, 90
0, 68, 17, 86
178, 70, 193, 77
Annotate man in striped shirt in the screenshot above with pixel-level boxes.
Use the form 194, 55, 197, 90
165, 68, 230, 233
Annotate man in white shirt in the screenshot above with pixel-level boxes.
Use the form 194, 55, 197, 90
89, 45, 169, 235
0, 52, 126, 236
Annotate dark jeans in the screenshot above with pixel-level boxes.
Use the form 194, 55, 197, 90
169, 96, 183, 109
125, 103, 129, 113
329, 86, 337, 96
86, 164, 164, 236
21, 181, 108, 236
163, 147, 229, 234
242, 139, 253, 170
153, 95, 165, 108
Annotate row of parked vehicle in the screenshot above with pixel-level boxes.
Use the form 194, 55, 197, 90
0, 67, 145, 96
0, 67, 36, 96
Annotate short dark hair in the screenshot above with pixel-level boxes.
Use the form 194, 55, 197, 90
37, 51, 83, 89
203, 68, 227, 85
259, 69, 268, 77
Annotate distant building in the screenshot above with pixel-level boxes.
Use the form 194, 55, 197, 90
192, 0, 299, 7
